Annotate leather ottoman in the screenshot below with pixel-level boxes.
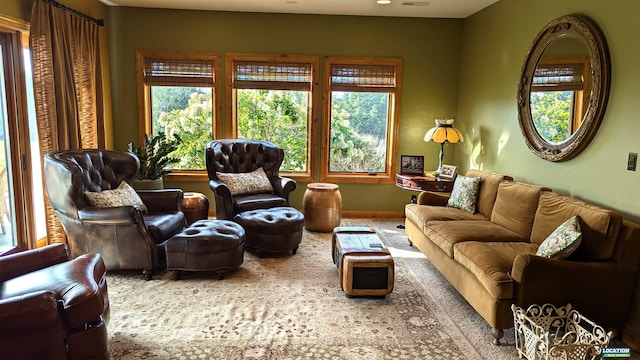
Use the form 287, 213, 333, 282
166, 219, 245, 279
233, 207, 304, 256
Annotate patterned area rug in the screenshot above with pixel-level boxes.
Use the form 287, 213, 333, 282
107, 219, 482, 359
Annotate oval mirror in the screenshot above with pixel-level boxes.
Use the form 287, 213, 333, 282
517, 15, 610, 161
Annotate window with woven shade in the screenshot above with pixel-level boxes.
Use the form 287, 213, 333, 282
322, 57, 403, 183
226, 53, 319, 179
136, 50, 221, 172
530, 57, 589, 143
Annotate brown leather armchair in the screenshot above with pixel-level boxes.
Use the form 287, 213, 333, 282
0, 243, 110, 360
206, 139, 296, 220
44, 149, 186, 280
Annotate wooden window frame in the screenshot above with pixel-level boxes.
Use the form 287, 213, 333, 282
225, 53, 319, 182
321, 56, 403, 184
135, 50, 222, 181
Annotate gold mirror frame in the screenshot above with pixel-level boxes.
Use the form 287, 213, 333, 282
517, 15, 610, 162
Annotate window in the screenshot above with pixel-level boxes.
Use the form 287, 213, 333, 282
136, 50, 221, 172
530, 57, 589, 143
322, 57, 403, 183
226, 53, 318, 180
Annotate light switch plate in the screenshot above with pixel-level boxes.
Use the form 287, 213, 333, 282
628, 152, 637, 171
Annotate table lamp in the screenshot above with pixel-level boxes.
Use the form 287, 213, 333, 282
423, 119, 464, 176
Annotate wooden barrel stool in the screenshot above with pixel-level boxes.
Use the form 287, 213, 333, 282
303, 183, 342, 232
181, 192, 210, 225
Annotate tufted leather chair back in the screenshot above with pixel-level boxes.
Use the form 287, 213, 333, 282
44, 149, 139, 218
206, 139, 284, 186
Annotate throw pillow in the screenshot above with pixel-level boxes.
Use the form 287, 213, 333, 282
536, 215, 582, 260
216, 167, 273, 196
446, 175, 481, 214
85, 181, 148, 212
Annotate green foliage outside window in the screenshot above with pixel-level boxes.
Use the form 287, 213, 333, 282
530, 91, 573, 143
236, 89, 308, 172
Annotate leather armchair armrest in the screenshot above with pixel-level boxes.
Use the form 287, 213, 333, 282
417, 191, 450, 206
511, 254, 636, 326
0, 244, 70, 281
209, 179, 234, 220
278, 176, 297, 200
0, 291, 63, 335
137, 189, 184, 213
78, 206, 139, 225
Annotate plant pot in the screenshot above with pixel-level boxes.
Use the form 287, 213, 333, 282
132, 178, 164, 190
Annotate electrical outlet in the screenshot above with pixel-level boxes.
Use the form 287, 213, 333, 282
410, 195, 417, 203
628, 152, 637, 171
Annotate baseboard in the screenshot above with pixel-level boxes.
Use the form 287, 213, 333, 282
208, 210, 404, 219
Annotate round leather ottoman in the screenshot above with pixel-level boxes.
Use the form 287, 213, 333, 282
166, 219, 245, 279
233, 207, 304, 256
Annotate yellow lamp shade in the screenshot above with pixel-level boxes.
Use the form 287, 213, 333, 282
424, 119, 464, 144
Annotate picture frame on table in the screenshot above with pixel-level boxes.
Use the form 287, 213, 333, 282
400, 155, 424, 175
439, 164, 458, 180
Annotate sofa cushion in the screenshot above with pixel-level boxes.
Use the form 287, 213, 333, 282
426, 220, 528, 257
447, 175, 481, 213
536, 215, 582, 260
465, 169, 513, 218
491, 182, 546, 238
454, 241, 538, 299
530, 192, 622, 260
405, 204, 487, 233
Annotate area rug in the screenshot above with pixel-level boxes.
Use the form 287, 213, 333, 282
107, 219, 485, 359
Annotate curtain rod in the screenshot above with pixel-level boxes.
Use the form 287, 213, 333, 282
42, 0, 105, 26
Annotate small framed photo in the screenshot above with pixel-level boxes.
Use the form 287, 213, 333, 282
400, 155, 424, 175
440, 164, 458, 180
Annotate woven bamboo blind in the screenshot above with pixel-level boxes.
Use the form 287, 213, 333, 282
330, 64, 396, 92
532, 63, 584, 91
232, 61, 312, 91
144, 58, 215, 87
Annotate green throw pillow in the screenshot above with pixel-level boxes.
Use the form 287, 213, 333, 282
536, 215, 582, 260
446, 175, 481, 214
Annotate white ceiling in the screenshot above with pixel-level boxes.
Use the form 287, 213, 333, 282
99, 0, 499, 19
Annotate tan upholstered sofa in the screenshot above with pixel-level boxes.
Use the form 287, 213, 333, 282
404, 169, 640, 344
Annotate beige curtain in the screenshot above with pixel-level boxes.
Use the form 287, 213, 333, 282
30, 0, 105, 245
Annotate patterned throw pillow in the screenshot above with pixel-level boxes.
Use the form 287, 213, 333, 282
536, 216, 582, 260
216, 167, 273, 196
446, 175, 481, 214
85, 181, 148, 212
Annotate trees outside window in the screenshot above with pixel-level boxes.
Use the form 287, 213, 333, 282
226, 53, 318, 179
322, 57, 403, 183
136, 50, 221, 171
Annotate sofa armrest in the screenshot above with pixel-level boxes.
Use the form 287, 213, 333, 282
209, 179, 234, 220
0, 290, 63, 334
417, 191, 450, 206
137, 189, 183, 213
0, 290, 69, 359
0, 244, 70, 281
278, 176, 297, 201
511, 253, 636, 327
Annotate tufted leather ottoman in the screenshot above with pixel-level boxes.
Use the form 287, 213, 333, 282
233, 207, 304, 256
166, 219, 245, 279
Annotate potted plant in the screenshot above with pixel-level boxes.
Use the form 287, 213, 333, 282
127, 132, 180, 190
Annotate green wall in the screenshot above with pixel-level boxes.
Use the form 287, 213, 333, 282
108, 7, 464, 213
458, 0, 640, 224
459, 0, 640, 344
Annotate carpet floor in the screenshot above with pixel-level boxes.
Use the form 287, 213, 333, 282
106, 218, 634, 359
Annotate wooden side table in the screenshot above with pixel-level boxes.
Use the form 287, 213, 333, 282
181, 192, 210, 225
302, 183, 342, 232
395, 173, 454, 192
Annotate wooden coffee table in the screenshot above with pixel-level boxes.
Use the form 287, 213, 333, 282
332, 227, 394, 297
